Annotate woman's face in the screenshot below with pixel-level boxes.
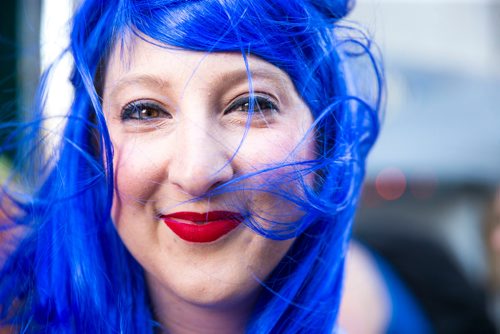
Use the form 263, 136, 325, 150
102, 36, 314, 309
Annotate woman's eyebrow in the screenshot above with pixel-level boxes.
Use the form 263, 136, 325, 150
214, 68, 290, 88
108, 74, 171, 99
107, 67, 290, 99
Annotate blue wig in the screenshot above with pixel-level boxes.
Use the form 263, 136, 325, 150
0, 0, 382, 332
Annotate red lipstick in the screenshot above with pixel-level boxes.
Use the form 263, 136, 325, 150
162, 211, 244, 243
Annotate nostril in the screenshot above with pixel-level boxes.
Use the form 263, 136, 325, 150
168, 136, 235, 197
169, 161, 235, 198
208, 180, 227, 194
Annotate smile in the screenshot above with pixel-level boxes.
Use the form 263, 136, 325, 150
161, 211, 244, 243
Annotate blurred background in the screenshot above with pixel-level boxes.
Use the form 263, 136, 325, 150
1, 0, 499, 332
350, 0, 500, 332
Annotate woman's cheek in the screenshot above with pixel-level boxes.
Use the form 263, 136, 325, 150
238, 130, 306, 166
112, 139, 166, 208
237, 131, 314, 226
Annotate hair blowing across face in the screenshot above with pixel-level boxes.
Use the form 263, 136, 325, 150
0, 0, 382, 333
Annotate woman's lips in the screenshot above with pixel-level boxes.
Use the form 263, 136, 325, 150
161, 211, 244, 243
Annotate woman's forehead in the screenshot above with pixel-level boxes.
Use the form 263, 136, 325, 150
104, 35, 295, 98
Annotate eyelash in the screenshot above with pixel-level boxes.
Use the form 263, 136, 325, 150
120, 95, 279, 121
121, 100, 171, 121
224, 95, 279, 115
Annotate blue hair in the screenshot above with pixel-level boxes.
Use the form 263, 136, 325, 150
0, 0, 382, 332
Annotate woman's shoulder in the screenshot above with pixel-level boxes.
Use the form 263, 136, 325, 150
337, 241, 391, 334
0, 326, 15, 334
0, 196, 25, 270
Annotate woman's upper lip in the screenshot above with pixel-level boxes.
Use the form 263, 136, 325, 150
161, 211, 244, 223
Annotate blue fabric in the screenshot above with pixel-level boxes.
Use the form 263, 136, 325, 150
374, 253, 434, 334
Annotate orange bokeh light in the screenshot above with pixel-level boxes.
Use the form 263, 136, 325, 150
375, 167, 407, 201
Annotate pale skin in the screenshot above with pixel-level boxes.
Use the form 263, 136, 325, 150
338, 242, 391, 334
102, 36, 315, 333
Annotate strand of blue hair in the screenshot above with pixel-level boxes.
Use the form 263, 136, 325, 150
0, 0, 382, 332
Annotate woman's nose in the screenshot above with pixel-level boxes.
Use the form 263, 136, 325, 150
168, 120, 234, 197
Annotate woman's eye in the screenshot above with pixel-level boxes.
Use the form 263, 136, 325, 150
121, 101, 171, 121
226, 96, 278, 114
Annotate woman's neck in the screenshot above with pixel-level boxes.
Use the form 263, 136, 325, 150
146, 275, 258, 334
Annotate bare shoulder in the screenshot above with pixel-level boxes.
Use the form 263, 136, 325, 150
0, 198, 25, 267
336, 241, 391, 334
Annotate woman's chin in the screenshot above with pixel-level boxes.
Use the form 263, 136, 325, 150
145, 269, 262, 310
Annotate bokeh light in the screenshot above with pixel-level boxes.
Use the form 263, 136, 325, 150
375, 167, 407, 201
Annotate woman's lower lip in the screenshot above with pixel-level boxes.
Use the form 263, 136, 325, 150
162, 211, 244, 243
